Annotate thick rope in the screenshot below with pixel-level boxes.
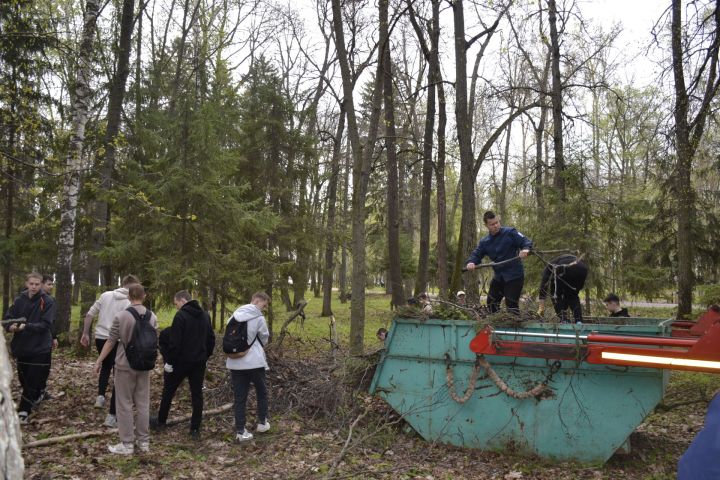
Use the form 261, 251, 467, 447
446, 355, 559, 403
476, 356, 550, 400
446, 358, 483, 404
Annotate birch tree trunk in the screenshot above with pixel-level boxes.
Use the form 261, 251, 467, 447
55, 0, 102, 337
0, 330, 23, 479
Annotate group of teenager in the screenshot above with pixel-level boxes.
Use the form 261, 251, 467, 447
462, 210, 629, 323
3, 272, 272, 455
5, 210, 633, 455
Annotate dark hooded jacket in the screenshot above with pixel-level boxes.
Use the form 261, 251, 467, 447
4, 290, 56, 357
159, 326, 172, 361
165, 300, 215, 365
609, 308, 630, 318
538, 254, 588, 300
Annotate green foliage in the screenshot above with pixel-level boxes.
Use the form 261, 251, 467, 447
698, 284, 720, 307
0, 0, 56, 288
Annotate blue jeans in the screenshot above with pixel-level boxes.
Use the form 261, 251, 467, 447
230, 368, 268, 433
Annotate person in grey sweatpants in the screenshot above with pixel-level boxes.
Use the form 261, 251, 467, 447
95, 284, 157, 455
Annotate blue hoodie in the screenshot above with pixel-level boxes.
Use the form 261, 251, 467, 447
466, 226, 533, 282
678, 393, 720, 479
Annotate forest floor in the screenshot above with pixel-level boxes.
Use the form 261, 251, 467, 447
15, 296, 720, 480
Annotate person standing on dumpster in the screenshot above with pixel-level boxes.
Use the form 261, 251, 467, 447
465, 211, 532, 314
537, 254, 588, 323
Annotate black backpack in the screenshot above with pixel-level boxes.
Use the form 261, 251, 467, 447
125, 307, 158, 371
223, 317, 261, 358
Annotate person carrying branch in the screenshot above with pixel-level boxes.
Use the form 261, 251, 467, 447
465, 211, 532, 314
3, 272, 56, 424
537, 254, 588, 323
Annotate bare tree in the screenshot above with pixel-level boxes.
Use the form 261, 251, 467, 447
383, 12, 405, 308
331, 0, 386, 354
547, 0, 565, 200
669, 0, 720, 317
84, 0, 137, 305
321, 109, 345, 317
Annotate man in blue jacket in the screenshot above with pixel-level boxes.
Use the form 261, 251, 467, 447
3, 272, 56, 424
465, 211, 532, 314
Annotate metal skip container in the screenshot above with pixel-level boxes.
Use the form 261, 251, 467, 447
369, 317, 671, 464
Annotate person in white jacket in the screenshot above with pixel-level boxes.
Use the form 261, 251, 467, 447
227, 291, 271, 442
80, 274, 140, 426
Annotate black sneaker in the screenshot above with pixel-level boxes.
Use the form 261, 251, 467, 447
149, 416, 166, 431
189, 429, 201, 441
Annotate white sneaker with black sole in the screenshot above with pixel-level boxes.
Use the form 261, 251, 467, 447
236, 430, 253, 442
18, 411, 29, 425
108, 442, 134, 455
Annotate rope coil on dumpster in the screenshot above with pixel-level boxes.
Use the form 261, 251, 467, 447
446, 353, 560, 403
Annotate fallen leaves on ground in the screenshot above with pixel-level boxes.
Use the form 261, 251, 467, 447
12, 345, 720, 480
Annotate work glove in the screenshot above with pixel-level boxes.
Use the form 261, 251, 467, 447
164, 363, 174, 373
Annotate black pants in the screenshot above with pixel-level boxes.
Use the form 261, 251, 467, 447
487, 276, 524, 314
39, 347, 52, 396
16, 352, 51, 414
96, 338, 117, 415
553, 290, 583, 323
157, 361, 206, 430
231, 368, 268, 434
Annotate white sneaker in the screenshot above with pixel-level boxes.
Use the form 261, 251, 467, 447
108, 442, 134, 455
256, 421, 270, 433
235, 430, 254, 442
95, 395, 106, 408
104, 414, 117, 427
18, 411, 29, 425
136, 441, 150, 453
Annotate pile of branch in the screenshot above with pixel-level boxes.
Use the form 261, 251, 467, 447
266, 348, 378, 419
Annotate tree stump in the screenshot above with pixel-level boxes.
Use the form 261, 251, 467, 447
0, 330, 24, 479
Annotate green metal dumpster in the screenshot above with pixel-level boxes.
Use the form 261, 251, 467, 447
369, 317, 671, 464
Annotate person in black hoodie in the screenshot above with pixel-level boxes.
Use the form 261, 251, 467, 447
151, 290, 215, 439
3, 272, 56, 423
604, 293, 630, 317
537, 254, 588, 323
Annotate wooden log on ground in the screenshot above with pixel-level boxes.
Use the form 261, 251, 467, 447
1, 329, 24, 478
23, 402, 234, 449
